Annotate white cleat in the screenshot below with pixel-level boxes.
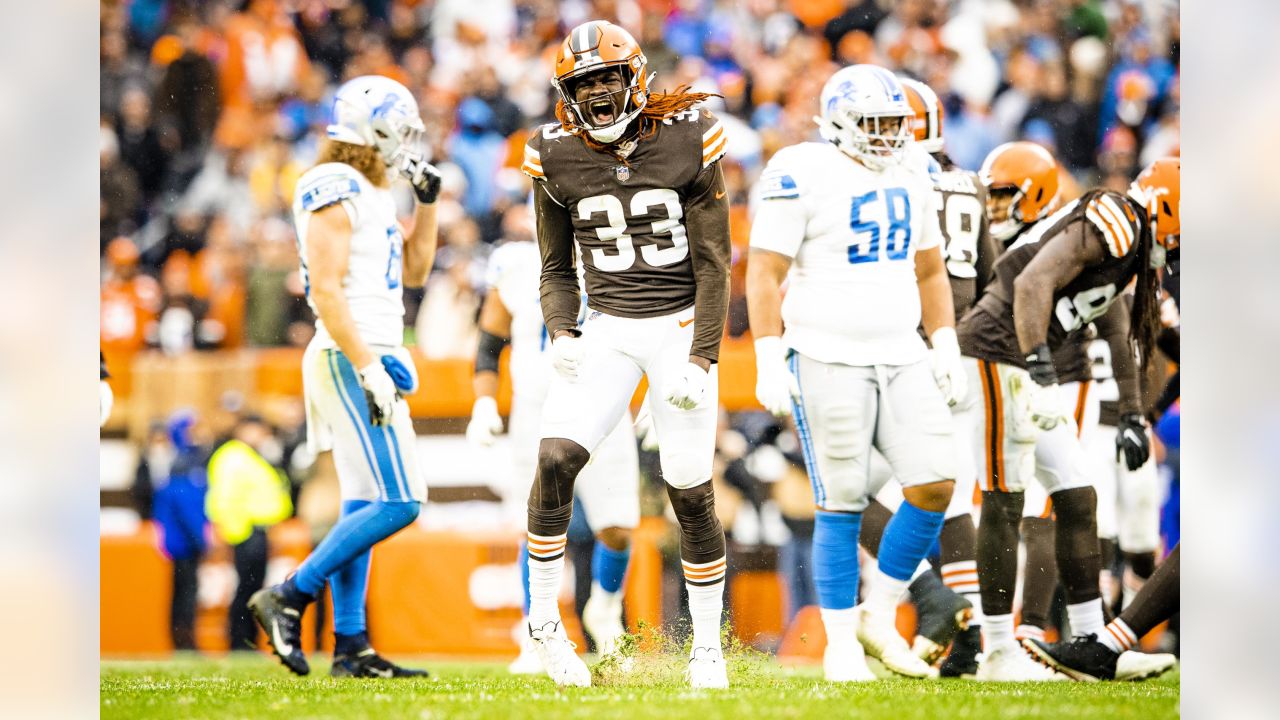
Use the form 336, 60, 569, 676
582, 588, 626, 659
687, 646, 729, 689
508, 636, 546, 675
856, 608, 938, 679
1116, 650, 1178, 681
824, 638, 876, 683
976, 644, 1066, 682
529, 621, 591, 687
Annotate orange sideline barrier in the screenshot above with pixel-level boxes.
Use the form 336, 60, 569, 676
102, 518, 669, 658
110, 338, 763, 431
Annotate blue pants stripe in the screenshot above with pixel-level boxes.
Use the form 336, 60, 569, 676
789, 353, 827, 507
326, 350, 386, 500
333, 352, 409, 501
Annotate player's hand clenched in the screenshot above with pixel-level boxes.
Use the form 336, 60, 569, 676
665, 362, 709, 411
358, 361, 399, 426
466, 396, 504, 446
1115, 412, 1151, 471
404, 157, 442, 205
928, 327, 967, 407
753, 336, 799, 417
551, 331, 584, 381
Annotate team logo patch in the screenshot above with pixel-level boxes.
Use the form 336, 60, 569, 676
614, 165, 631, 182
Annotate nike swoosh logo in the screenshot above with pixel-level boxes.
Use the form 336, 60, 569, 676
367, 666, 394, 678
679, 318, 695, 328
272, 621, 293, 657
715, 190, 726, 200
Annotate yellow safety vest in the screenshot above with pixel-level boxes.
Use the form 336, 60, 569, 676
205, 439, 293, 545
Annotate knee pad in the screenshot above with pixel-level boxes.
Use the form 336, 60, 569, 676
666, 481, 725, 565
530, 438, 590, 510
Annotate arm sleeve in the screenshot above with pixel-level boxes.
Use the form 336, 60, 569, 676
685, 162, 732, 362
1095, 300, 1143, 415
534, 181, 581, 337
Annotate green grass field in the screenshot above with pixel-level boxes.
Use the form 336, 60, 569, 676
101, 653, 1179, 720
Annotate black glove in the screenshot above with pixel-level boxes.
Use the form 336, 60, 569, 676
405, 157, 442, 204
1024, 343, 1058, 386
1115, 412, 1151, 471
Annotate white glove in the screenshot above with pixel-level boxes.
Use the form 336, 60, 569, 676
664, 361, 709, 411
754, 336, 799, 417
633, 397, 660, 451
1027, 381, 1067, 431
358, 361, 399, 426
929, 327, 968, 407
100, 379, 113, 427
551, 333, 584, 381
466, 396, 504, 446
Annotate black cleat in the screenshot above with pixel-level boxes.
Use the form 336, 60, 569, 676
1022, 635, 1118, 682
331, 648, 430, 678
248, 585, 310, 676
908, 572, 972, 664
939, 626, 981, 678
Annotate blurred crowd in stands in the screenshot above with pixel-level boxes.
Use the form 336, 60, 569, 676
101, 0, 1180, 361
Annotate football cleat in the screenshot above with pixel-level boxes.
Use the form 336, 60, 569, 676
824, 637, 876, 683
529, 621, 591, 687
909, 574, 972, 664
248, 586, 309, 676
687, 646, 730, 689
582, 590, 626, 659
1116, 650, 1179, 682
976, 643, 1065, 682
508, 636, 546, 675
939, 626, 982, 679
856, 607, 938, 679
1022, 635, 1116, 681
330, 647, 428, 678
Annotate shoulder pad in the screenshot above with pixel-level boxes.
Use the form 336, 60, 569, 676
298, 166, 361, 213
1084, 192, 1140, 258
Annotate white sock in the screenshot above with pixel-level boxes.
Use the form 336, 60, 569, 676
963, 592, 984, 628
686, 581, 725, 651
1066, 599, 1106, 638
527, 557, 565, 628
820, 606, 858, 649
863, 568, 909, 621
1100, 618, 1137, 653
910, 559, 931, 582
983, 613, 1015, 650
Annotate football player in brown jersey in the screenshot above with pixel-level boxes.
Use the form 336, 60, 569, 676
519, 20, 732, 689
953, 147, 1179, 680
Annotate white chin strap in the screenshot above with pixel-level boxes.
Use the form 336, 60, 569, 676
587, 116, 631, 144
990, 218, 1022, 241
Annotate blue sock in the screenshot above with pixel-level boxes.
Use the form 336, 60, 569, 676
591, 540, 631, 594
293, 501, 421, 596
812, 510, 861, 609
330, 500, 372, 636
518, 540, 531, 615
877, 501, 946, 582
334, 631, 369, 656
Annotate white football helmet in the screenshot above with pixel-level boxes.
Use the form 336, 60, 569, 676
326, 75, 425, 171
815, 65, 913, 170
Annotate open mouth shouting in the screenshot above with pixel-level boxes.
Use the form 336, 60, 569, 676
589, 96, 617, 126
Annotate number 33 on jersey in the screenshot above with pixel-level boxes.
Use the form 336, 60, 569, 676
749, 141, 944, 366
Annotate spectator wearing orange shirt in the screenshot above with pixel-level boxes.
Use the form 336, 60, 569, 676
101, 237, 162, 358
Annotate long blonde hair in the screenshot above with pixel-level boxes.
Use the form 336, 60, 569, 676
314, 139, 388, 187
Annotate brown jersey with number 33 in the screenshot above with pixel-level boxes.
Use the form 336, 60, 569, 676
523, 108, 731, 361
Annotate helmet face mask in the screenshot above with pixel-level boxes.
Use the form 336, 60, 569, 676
816, 65, 914, 171
1128, 157, 1180, 264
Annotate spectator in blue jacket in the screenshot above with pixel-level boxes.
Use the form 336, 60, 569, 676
152, 410, 209, 651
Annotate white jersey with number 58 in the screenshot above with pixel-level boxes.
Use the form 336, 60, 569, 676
750, 141, 943, 366
292, 162, 406, 349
